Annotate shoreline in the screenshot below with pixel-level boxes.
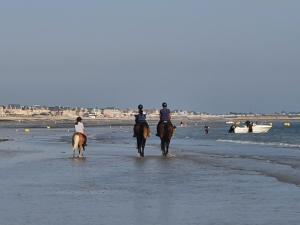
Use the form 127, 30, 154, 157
0, 115, 299, 129
1, 114, 300, 122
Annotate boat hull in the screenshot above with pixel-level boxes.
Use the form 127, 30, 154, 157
234, 125, 272, 134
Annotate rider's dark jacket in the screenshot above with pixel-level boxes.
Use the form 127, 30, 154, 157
135, 111, 147, 123
160, 108, 171, 122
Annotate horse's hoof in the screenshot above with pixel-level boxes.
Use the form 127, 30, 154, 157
167, 153, 175, 158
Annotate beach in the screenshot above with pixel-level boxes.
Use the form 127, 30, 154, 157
0, 123, 300, 225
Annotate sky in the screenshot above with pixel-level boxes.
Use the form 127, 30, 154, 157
0, 0, 299, 113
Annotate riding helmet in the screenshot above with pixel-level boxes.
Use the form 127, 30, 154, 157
162, 102, 167, 108
138, 104, 143, 110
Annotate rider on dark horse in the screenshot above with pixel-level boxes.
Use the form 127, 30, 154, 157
156, 102, 173, 136
133, 104, 150, 137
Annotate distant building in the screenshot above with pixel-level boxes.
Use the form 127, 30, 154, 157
102, 108, 123, 118
0, 106, 5, 117
61, 109, 79, 117
89, 108, 103, 118
8, 104, 21, 109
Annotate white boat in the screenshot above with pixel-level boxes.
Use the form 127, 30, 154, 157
230, 123, 272, 134
226, 121, 234, 124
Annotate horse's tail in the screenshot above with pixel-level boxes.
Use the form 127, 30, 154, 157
160, 122, 174, 141
135, 124, 149, 140
73, 134, 80, 150
143, 126, 148, 139
167, 123, 174, 139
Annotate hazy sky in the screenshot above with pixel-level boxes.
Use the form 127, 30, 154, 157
0, 0, 299, 113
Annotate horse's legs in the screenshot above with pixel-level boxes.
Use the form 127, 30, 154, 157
161, 140, 166, 156
141, 138, 146, 157
141, 146, 144, 157
166, 140, 170, 156
136, 137, 141, 155
72, 135, 80, 158
79, 146, 84, 158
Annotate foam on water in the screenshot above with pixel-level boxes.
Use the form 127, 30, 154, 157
217, 139, 300, 149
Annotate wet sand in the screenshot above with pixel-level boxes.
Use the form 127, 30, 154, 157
0, 127, 300, 225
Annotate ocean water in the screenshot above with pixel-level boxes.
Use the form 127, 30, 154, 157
0, 121, 300, 225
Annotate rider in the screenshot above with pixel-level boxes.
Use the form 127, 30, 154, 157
156, 102, 172, 136
133, 104, 150, 137
74, 116, 87, 146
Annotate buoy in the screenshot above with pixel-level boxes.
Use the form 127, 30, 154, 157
47, 126, 51, 129
24, 128, 30, 133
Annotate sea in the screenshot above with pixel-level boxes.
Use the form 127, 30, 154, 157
0, 120, 300, 225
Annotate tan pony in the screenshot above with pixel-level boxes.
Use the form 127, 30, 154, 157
72, 132, 87, 158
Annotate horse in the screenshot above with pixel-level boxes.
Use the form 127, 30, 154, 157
134, 123, 149, 157
158, 121, 175, 156
72, 132, 87, 158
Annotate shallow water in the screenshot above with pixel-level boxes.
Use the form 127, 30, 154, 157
0, 123, 300, 225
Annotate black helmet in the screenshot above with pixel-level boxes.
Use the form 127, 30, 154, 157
138, 104, 143, 110
76, 117, 82, 122
162, 102, 167, 108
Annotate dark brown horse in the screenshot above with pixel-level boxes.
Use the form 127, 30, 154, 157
158, 121, 175, 156
72, 132, 87, 158
134, 123, 149, 157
